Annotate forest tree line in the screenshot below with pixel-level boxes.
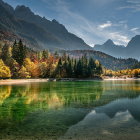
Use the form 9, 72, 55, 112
104, 69, 140, 78
0, 40, 103, 79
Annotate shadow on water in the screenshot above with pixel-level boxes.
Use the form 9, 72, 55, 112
0, 80, 140, 139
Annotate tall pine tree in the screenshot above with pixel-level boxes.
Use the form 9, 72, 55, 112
12, 40, 27, 66
1, 44, 11, 63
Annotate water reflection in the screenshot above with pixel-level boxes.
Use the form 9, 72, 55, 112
0, 80, 140, 139
62, 97, 140, 140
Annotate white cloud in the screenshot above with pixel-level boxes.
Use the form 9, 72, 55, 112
127, 0, 140, 4
118, 0, 140, 12
98, 21, 112, 29
130, 28, 139, 31
109, 32, 129, 44
130, 27, 140, 34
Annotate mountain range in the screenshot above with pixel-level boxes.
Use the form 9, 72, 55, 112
94, 35, 140, 60
0, 0, 140, 62
0, 0, 91, 50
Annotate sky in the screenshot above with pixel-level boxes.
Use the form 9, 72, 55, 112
3, 0, 140, 46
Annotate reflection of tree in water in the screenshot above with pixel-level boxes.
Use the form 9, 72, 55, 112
0, 82, 104, 116
0, 82, 103, 139
0, 81, 140, 139
0, 85, 28, 121
0, 81, 140, 122
0, 85, 11, 105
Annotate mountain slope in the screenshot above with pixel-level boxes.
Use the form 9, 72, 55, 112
126, 35, 140, 59
62, 50, 139, 70
94, 39, 125, 58
94, 36, 140, 60
0, 0, 91, 50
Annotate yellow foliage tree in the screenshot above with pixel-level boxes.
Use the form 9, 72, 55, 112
23, 58, 39, 78
18, 66, 31, 79
38, 62, 47, 78
0, 59, 11, 78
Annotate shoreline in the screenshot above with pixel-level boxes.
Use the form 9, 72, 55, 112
0, 79, 52, 85
0, 78, 101, 85
0, 77, 140, 85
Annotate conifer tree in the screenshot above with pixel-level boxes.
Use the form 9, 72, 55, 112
12, 40, 19, 62
76, 59, 83, 78
42, 50, 49, 60
55, 58, 63, 78
88, 58, 96, 77
18, 40, 27, 66
1, 44, 11, 63
12, 40, 27, 66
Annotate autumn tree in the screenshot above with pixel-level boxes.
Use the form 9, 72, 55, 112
18, 66, 31, 79
23, 58, 40, 78
0, 59, 11, 78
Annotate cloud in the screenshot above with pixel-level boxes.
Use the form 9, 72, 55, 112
98, 21, 112, 29
130, 28, 139, 31
118, 0, 140, 12
130, 27, 140, 34
109, 32, 129, 45
127, 0, 140, 4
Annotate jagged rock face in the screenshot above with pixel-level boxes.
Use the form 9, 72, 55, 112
0, 0, 91, 50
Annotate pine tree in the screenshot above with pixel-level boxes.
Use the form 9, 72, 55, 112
12, 40, 27, 66
81, 55, 88, 77
42, 50, 49, 60
76, 59, 83, 78
18, 40, 27, 66
73, 59, 77, 78
55, 58, 63, 78
9, 58, 20, 78
54, 51, 59, 59
88, 58, 96, 77
12, 40, 19, 62
67, 59, 73, 78
1, 44, 11, 62
95, 60, 103, 75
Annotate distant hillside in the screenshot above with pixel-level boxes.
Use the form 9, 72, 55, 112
0, 0, 91, 50
94, 36, 140, 60
62, 50, 139, 70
